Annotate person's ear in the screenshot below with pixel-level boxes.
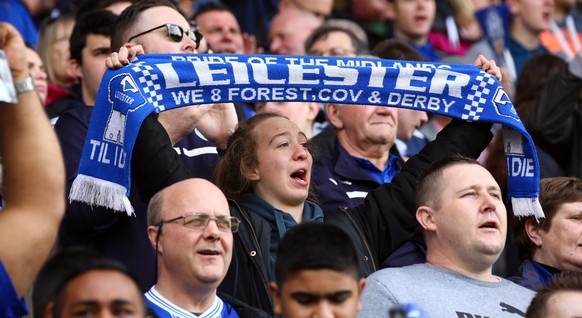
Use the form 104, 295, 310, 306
69, 58, 82, 80
325, 103, 344, 129
385, 0, 395, 20
507, 0, 519, 15
240, 161, 260, 182
356, 278, 366, 311
417, 206, 436, 231
44, 302, 55, 318
525, 218, 543, 248
306, 102, 320, 122
279, 0, 290, 10
147, 225, 160, 251
270, 282, 283, 315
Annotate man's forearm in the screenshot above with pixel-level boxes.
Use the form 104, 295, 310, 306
0, 83, 65, 219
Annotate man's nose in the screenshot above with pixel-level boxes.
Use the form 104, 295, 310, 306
313, 301, 335, 318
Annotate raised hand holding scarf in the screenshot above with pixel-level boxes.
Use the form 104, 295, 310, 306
69, 54, 543, 219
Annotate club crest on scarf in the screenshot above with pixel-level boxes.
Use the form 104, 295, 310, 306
104, 74, 146, 146
492, 87, 517, 120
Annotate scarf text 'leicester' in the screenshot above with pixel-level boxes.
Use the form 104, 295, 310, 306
69, 54, 543, 218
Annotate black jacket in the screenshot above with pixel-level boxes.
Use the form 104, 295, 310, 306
132, 115, 493, 314
526, 62, 582, 178
220, 292, 273, 318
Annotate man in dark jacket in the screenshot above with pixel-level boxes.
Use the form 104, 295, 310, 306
57, 0, 229, 291
54, 9, 161, 290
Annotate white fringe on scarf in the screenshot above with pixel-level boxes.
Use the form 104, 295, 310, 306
69, 174, 134, 216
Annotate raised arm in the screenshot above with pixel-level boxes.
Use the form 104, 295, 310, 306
329, 55, 500, 274
339, 119, 494, 274
0, 23, 65, 297
131, 113, 193, 202
106, 46, 237, 148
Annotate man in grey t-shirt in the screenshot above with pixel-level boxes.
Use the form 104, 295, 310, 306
359, 155, 535, 318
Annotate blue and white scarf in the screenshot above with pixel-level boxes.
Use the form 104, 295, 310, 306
69, 54, 543, 218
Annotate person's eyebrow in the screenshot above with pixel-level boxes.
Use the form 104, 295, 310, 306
487, 185, 502, 193
92, 45, 112, 55
454, 185, 478, 195
71, 300, 99, 307
269, 131, 292, 145
291, 291, 320, 300
290, 290, 353, 302
111, 299, 136, 306
325, 290, 352, 300
72, 298, 136, 307
298, 132, 308, 141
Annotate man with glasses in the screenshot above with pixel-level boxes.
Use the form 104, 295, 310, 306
127, 23, 202, 47
62, 0, 236, 291
145, 178, 269, 318
54, 9, 162, 292
110, 0, 237, 163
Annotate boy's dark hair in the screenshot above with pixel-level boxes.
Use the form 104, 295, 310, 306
110, 0, 180, 51
275, 222, 360, 286
51, 254, 145, 317
32, 247, 103, 318
526, 271, 582, 318
69, 9, 117, 65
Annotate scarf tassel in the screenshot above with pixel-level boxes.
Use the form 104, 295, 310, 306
69, 174, 134, 216
511, 197, 545, 220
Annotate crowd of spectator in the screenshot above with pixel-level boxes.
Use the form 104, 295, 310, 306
2, 0, 582, 317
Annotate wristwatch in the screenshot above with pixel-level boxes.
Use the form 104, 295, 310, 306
14, 75, 34, 94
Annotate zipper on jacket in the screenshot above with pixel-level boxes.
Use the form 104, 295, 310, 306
339, 206, 377, 273
229, 199, 273, 305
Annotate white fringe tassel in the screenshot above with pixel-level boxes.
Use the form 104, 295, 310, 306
511, 197, 545, 221
69, 174, 135, 217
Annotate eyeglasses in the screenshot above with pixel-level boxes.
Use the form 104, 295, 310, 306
156, 212, 240, 233
127, 23, 203, 49
309, 47, 357, 57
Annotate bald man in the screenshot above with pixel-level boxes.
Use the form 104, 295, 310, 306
146, 179, 269, 317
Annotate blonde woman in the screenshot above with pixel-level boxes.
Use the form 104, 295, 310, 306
38, 14, 77, 106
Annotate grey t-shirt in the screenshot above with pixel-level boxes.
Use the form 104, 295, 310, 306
358, 263, 535, 318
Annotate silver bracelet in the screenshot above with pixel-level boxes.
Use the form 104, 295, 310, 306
14, 75, 34, 94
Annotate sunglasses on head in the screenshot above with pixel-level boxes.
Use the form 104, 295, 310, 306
128, 23, 203, 49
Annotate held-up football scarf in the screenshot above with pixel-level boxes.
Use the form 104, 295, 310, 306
70, 54, 544, 219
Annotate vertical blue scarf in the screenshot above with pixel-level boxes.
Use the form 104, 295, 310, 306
69, 54, 543, 219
